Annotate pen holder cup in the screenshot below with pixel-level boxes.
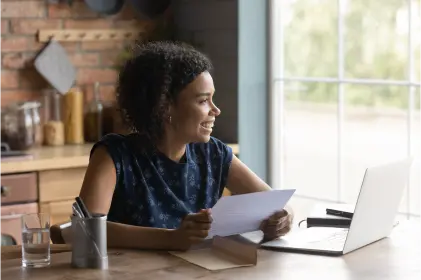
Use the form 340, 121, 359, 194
70, 214, 108, 270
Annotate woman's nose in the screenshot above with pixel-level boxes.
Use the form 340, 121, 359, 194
211, 103, 221, 116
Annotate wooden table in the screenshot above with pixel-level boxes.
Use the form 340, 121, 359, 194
2, 222, 420, 280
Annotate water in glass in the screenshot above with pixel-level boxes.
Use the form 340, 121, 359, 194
21, 213, 51, 268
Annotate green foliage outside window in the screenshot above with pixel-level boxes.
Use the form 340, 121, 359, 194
283, 0, 420, 110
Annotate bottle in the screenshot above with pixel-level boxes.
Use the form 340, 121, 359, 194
84, 82, 104, 142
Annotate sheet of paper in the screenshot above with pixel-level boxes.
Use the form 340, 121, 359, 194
207, 189, 295, 239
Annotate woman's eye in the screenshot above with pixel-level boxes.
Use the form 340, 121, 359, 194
199, 99, 208, 104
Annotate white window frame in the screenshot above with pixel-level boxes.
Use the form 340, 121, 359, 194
268, 0, 421, 218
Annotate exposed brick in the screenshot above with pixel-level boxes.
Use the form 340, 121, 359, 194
19, 67, 50, 90
48, 2, 97, 19
1, 20, 10, 34
11, 19, 62, 35
2, 53, 35, 69
28, 40, 80, 54
77, 68, 118, 84
64, 19, 113, 29
1, 89, 41, 107
1, 1, 46, 18
1, 0, 167, 108
81, 41, 124, 51
99, 51, 121, 67
68, 53, 100, 67
1, 71, 19, 89
101, 85, 117, 102
1, 37, 30, 52
107, 3, 137, 20
114, 20, 152, 31
28, 40, 47, 52
59, 42, 81, 53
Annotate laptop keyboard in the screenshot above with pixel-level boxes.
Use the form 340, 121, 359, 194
310, 230, 347, 244
280, 227, 348, 244
262, 227, 348, 251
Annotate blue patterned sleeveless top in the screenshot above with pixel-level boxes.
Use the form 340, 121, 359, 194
90, 133, 233, 229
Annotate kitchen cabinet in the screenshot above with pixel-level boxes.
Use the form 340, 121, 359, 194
38, 167, 86, 225
1, 203, 38, 245
1, 145, 91, 244
1, 173, 39, 245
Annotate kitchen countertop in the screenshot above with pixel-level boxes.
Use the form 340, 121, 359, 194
1, 144, 93, 174
1, 143, 240, 175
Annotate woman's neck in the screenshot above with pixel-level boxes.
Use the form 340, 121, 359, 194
155, 137, 187, 162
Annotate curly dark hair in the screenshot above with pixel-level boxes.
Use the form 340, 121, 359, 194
116, 41, 213, 143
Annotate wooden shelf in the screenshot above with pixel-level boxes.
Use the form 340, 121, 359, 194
38, 29, 145, 42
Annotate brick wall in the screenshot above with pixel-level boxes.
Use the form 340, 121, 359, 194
1, 0, 159, 107
172, 0, 238, 143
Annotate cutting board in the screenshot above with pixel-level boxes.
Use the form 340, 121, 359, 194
34, 40, 76, 95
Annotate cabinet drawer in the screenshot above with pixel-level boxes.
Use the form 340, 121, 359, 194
1, 203, 39, 245
39, 168, 86, 203
1, 173, 38, 205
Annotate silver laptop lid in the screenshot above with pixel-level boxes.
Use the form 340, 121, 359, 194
343, 158, 413, 254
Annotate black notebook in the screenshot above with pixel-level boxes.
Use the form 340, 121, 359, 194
306, 204, 353, 228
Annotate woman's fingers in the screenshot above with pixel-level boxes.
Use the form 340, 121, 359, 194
187, 229, 210, 238
263, 214, 292, 240
190, 222, 211, 230
277, 223, 292, 236
184, 211, 213, 223
189, 236, 208, 245
269, 210, 288, 222
272, 210, 288, 219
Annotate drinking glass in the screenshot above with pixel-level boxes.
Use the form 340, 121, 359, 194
21, 213, 51, 268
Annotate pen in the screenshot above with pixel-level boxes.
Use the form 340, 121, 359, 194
75, 197, 92, 218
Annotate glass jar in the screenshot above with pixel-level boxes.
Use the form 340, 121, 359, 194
31, 102, 43, 146
42, 88, 64, 146
2, 102, 41, 151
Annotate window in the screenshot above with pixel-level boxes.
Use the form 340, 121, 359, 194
270, 0, 420, 220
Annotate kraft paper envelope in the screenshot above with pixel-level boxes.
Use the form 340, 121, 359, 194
169, 235, 258, 271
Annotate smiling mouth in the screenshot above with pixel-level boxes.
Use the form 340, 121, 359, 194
200, 122, 214, 129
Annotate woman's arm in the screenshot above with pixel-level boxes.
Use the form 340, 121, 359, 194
226, 155, 271, 194
79, 146, 175, 250
226, 155, 293, 214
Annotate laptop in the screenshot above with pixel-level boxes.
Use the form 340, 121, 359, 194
261, 158, 414, 256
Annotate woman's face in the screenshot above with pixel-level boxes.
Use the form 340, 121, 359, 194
168, 71, 221, 143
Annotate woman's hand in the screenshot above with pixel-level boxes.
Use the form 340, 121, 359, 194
172, 209, 213, 251
260, 208, 294, 242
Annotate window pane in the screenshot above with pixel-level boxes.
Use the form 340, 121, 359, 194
282, 0, 338, 78
342, 85, 409, 215
344, 0, 408, 80
414, 0, 421, 82
283, 82, 338, 201
410, 87, 420, 217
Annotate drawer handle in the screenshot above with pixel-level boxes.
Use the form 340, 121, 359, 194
1, 185, 10, 197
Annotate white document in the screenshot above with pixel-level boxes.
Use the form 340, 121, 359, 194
207, 189, 296, 239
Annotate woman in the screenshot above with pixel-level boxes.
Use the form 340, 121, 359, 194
79, 41, 293, 251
